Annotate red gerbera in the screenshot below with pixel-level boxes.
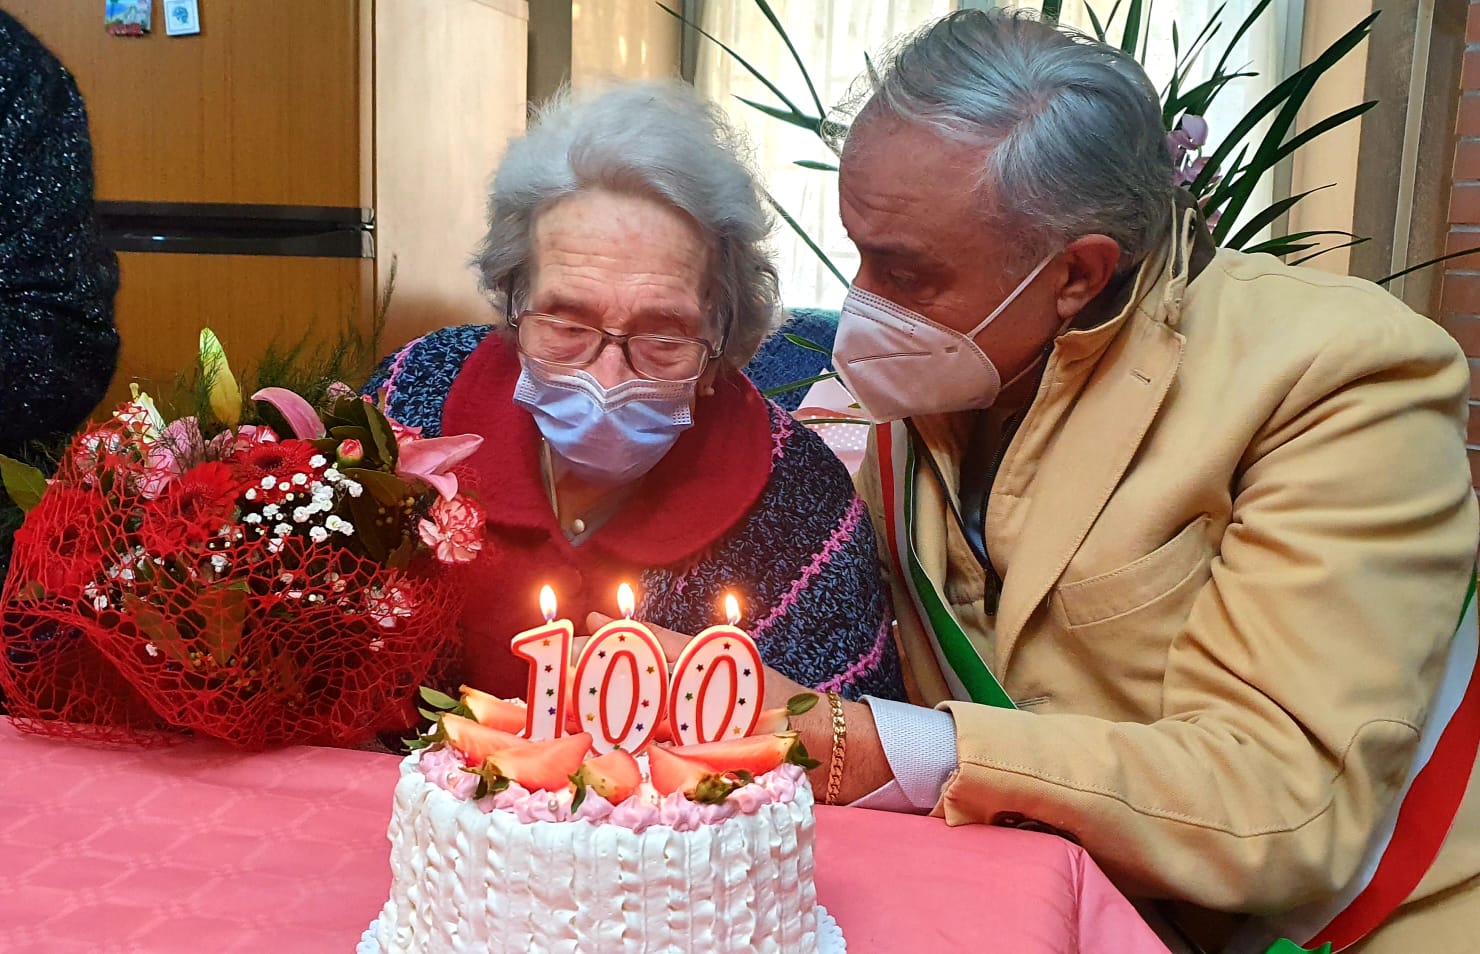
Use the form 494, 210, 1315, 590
146, 461, 240, 546
231, 438, 323, 487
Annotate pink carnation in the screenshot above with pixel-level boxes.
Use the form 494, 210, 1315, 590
417, 495, 486, 564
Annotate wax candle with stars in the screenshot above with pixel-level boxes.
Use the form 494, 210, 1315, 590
668, 593, 764, 746
510, 585, 573, 740
571, 583, 670, 754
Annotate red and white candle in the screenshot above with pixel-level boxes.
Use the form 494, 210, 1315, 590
571, 583, 670, 754
510, 585, 573, 740
668, 593, 763, 746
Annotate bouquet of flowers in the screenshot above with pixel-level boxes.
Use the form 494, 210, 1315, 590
0, 330, 484, 748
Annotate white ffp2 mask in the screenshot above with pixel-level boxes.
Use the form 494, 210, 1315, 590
832, 254, 1056, 423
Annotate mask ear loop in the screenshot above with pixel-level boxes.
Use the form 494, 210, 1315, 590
964, 252, 1059, 340
1161, 205, 1199, 326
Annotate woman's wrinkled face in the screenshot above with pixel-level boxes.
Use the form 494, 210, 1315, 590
527, 190, 713, 390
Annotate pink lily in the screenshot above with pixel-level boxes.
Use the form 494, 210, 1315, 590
395, 433, 483, 499
250, 387, 326, 440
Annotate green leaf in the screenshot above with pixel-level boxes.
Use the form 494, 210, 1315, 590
1243, 230, 1358, 257
1207, 0, 1275, 86
1119, 0, 1143, 55
360, 402, 400, 469
762, 371, 838, 399
1288, 236, 1370, 267
786, 736, 822, 771
1377, 247, 1480, 286
1040, 0, 1063, 24
418, 707, 443, 723
782, 333, 832, 355
793, 159, 838, 172
656, 2, 804, 118
0, 454, 47, 513
734, 96, 823, 134
786, 692, 820, 716
1224, 185, 1334, 250
1262, 941, 1332, 954
569, 775, 588, 812
124, 594, 191, 664
752, 0, 827, 120
420, 685, 461, 710
201, 584, 247, 667
764, 190, 847, 288
342, 468, 411, 506
1192, 11, 1377, 197
1083, 3, 1108, 42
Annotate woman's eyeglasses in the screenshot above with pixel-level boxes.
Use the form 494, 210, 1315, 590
511, 312, 723, 383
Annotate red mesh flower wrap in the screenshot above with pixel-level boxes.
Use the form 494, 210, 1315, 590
1, 393, 478, 749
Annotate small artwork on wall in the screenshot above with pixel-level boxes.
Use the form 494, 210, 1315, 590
104, 0, 152, 37
164, 0, 201, 37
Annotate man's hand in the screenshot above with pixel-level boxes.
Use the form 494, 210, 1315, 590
582, 613, 897, 804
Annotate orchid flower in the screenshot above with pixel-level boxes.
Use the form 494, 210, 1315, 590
396, 434, 483, 499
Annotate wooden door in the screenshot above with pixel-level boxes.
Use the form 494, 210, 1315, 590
8, 1, 370, 207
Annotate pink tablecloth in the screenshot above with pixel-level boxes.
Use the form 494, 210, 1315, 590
0, 722, 1169, 953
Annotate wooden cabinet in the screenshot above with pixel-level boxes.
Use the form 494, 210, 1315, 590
7, 0, 527, 410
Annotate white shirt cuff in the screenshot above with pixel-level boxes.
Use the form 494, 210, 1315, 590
847, 696, 958, 813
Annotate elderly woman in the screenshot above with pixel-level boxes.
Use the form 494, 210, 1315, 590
366, 81, 904, 705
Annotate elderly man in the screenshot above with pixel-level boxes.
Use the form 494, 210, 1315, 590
724, 10, 1477, 953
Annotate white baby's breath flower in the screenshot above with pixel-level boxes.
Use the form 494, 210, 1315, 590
292, 507, 310, 524
345, 480, 363, 498
244, 488, 258, 501
309, 526, 330, 544
324, 468, 342, 483
145, 642, 160, 658
291, 473, 309, 486
338, 521, 355, 536
274, 523, 293, 537
261, 504, 280, 519
260, 476, 276, 490
324, 515, 344, 532
277, 481, 291, 492
244, 513, 262, 525
266, 538, 285, 555
210, 554, 229, 573
92, 596, 110, 611
309, 455, 327, 468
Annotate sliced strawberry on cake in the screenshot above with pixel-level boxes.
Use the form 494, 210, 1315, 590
569, 748, 643, 807
479, 732, 594, 793
667, 731, 811, 777
646, 743, 714, 798
458, 685, 528, 734
441, 714, 527, 765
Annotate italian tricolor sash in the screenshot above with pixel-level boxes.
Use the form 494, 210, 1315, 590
876, 420, 1012, 710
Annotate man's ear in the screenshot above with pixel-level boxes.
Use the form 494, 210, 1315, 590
1055, 234, 1122, 320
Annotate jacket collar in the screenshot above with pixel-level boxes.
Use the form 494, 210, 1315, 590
989, 212, 1197, 666
441, 334, 775, 566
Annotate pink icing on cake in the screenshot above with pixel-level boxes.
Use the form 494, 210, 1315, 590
417, 742, 806, 834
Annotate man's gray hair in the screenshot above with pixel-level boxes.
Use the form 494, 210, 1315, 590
852, 9, 1175, 268
474, 80, 781, 372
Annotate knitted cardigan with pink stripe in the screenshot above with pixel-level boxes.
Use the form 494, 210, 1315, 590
366, 325, 905, 702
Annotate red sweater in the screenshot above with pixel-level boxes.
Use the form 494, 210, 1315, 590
440, 335, 774, 698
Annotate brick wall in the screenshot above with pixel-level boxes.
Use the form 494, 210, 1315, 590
1441, 1, 1480, 490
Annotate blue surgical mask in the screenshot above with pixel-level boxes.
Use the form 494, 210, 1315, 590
513, 361, 696, 487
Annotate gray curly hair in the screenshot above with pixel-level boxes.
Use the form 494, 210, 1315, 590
473, 80, 781, 372
852, 9, 1176, 269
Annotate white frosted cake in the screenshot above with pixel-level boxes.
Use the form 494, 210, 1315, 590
362, 696, 826, 954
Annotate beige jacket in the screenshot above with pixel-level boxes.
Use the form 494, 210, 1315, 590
855, 230, 1480, 952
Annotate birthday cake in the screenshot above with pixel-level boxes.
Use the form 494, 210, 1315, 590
361, 689, 829, 954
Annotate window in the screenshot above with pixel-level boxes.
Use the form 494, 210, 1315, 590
693, 0, 1297, 308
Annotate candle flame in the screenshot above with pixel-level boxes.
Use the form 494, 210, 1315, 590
724, 593, 741, 626
539, 585, 557, 622
617, 583, 636, 619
